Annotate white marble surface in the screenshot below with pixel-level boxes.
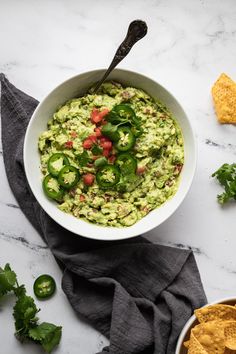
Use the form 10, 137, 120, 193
0, 0, 236, 353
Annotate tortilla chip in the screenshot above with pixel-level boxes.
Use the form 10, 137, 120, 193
188, 332, 208, 354
225, 321, 236, 350
195, 304, 236, 323
191, 321, 225, 354
211, 73, 236, 124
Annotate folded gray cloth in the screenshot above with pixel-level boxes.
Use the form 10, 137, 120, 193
0, 73, 207, 354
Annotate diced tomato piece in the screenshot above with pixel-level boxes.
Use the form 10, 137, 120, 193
80, 195, 85, 202
91, 108, 103, 124
108, 155, 116, 164
101, 120, 108, 125
94, 127, 102, 137
83, 138, 93, 149
100, 137, 106, 143
88, 134, 97, 143
100, 136, 111, 144
70, 131, 77, 138
103, 148, 111, 157
101, 141, 112, 149
64, 141, 73, 149
99, 108, 109, 119
90, 108, 100, 122
83, 173, 95, 186
94, 116, 104, 124
91, 108, 110, 124
137, 166, 146, 175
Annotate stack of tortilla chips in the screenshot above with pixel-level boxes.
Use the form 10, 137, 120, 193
184, 304, 236, 353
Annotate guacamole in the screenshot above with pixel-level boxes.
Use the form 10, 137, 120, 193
38, 82, 184, 227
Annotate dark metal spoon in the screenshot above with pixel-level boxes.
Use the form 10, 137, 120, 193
92, 20, 148, 93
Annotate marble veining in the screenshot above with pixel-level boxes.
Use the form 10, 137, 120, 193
0, 230, 48, 252
4, 202, 20, 209
205, 138, 236, 154
0, 0, 236, 353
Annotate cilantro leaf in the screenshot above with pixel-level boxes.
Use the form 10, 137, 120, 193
29, 323, 62, 353
91, 144, 103, 155
14, 284, 26, 298
0, 263, 17, 298
107, 107, 133, 126
106, 110, 123, 125
103, 111, 143, 142
42, 326, 62, 354
217, 192, 231, 205
29, 322, 54, 341
107, 105, 142, 132
76, 150, 91, 167
13, 295, 39, 339
212, 163, 236, 204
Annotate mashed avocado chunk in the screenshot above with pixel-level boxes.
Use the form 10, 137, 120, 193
38, 81, 184, 227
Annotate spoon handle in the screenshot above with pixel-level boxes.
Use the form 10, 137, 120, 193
93, 20, 147, 93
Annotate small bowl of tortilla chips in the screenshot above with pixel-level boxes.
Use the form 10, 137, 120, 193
176, 297, 236, 354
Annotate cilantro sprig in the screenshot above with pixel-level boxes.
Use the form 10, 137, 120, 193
102, 104, 143, 141
0, 264, 62, 353
212, 163, 236, 204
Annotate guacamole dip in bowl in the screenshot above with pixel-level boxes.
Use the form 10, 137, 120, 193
24, 69, 196, 240
38, 82, 184, 227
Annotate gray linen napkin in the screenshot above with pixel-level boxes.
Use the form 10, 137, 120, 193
0, 73, 207, 354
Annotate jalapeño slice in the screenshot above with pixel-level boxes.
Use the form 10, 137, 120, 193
34, 274, 56, 299
107, 104, 136, 125
58, 165, 80, 189
96, 165, 120, 189
113, 104, 136, 121
115, 126, 136, 152
115, 152, 137, 175
47, 153, 69, 177
43, 175, 64, 201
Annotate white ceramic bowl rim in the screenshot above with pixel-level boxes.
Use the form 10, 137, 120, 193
24, 68, 196, 240
175, 296, 236, 353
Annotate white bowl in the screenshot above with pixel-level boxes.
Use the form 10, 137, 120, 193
175, 297, 236, 354
24, 68, 196, 240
